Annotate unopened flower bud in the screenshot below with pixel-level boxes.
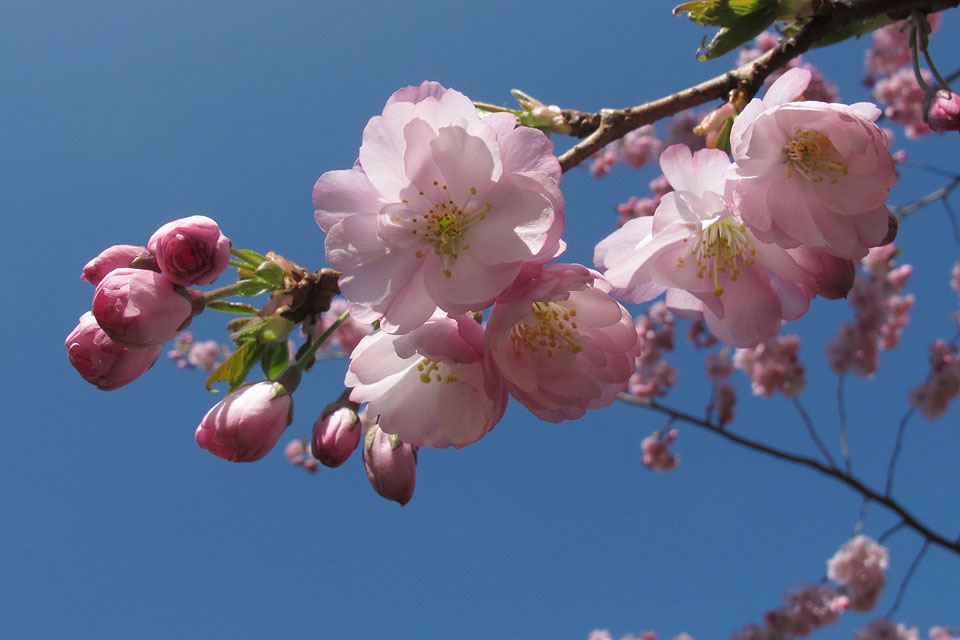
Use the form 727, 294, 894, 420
81, 245, 148, 286
927, 90, 960, 132
65, 312, 163, 390
311, 400, 362, 468
147, 215, 231, 286
363, 425, 416, 506
92, 268, 193, 348
195, 381, 293, 462
694, 102, 737, 149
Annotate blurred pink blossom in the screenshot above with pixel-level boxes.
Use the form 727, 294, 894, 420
641, 428, 678, 471
872, 69, 935, 139
733, 334, 806, 398
827, 535, 889, 612
854, 619, 919, 640
908, 339, 960, 420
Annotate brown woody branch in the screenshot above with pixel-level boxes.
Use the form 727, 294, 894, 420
557, 0, 960, 173
619, 393, 960, 557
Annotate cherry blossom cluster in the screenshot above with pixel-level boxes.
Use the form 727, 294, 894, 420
640, 428, 679, 471
66, 216, 231, 390
167, 332, 229, 372
854, 619, 920, 640
705, 351, 736, 426
630, 302, 678, 400
733, 335, 806, 398
908, 339, 960, 420
827, 244, 914, 377
590, 125, 663, 178
595, 67, 895, 348
738, 32, 839, 104
312, 81, 640, 468
827, 534, 890, 612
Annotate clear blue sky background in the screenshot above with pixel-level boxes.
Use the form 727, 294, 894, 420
3, 2, 959, 638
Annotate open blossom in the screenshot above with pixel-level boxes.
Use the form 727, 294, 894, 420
346, 312, 507, 448
827, 535, 889, 612
485, 264, 637, 422
92, 268, 194, 348
595, 144, 820, 347
730, 68, 897, 258
195, 381, 293, 462
147, 215, 231, 286
66, 312, 164, 390
314, 81, 564, 334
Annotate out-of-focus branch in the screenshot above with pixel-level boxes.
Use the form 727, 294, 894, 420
619, 393, 960, 557
556, 0, 960, 173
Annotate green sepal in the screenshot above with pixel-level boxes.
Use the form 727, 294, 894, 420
261, 341, 291, 380
254, 261, 287, 289
226, 317, 264, 344
231, 278, 275, 297
231, 248, 268, 268
364, 425, 378, 451
809, 16, 891, 48
714, 117, 734, 154
205, 340, 264, 391
206, 301, 259, 315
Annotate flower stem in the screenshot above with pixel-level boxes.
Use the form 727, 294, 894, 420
291, 310, 351, 374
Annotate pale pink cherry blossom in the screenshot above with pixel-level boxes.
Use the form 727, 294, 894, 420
665, 110, 705, 151
195, 381, 294, 463
738, 32, 839, 103
733, 334, 806, 398
729, 67, 897, 259
590, 146, 619, 178
81, 244, 147, 286
485, 263, 637, 422
314, 81, 564, 334
930, 627, 960, 640
345, 312, 507, 448
363, 423, 416, 506
618, 125, 661, 169
854, 619, 920, 640
65, 311, 164, 390
616, 175, 673, 227
827, 535, 889, 612
595, 144, 819, 348
640, 428, 678, 471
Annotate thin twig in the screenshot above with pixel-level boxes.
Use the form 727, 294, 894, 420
942, 196, 960, 247
618, 394, 960, 557
878, 520, 907, 544
891, 176, 960, 218
793, 398, 839, 468
885, 408, 916, 497
852, 497, 870, 536
886, 540, 930, 618
553, 0, 960, 173
837, 375, 852, 474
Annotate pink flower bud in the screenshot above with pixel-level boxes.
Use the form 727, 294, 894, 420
928, 90, 960, 132
92, 268, 194, 347
195, 381, 293, 462
65, 312, 164, 390
363, 425, 416, 506
147, 215, 231, 286
311, 404, 361, 468
81, 245, 148, 286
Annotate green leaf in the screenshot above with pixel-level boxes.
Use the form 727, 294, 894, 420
231, 278, 275, 297
205, 340, 264, 391
696, 5, 778, 59
207, 301, 259, 315
674, 0, 775, 25
254, 261, 287, 289
231, 248, 267, 268
810, 16, 891, 48
714, 116, 734, 153
260, 342, 291, 380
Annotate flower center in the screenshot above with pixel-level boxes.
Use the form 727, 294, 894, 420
416, 358, 459, 384
678, 218, 755, 296
510, 302, 582, 359
783, 128, 848, 184
399, 182, 492, 278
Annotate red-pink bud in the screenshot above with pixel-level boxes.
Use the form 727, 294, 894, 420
928, 90, 960, 132
147, 215, 231, 286
92, 268, 193, 348
195, 381, 293, 462
81, 245, 148, 286
311, 405, 361, 468
363, 425, 416, 506
65, 312, 163, 390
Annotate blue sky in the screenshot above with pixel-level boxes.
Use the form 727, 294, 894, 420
3, 1, 959, 638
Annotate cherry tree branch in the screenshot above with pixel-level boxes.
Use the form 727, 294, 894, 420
618, 393, 960, 557
555, 0, 960, 174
